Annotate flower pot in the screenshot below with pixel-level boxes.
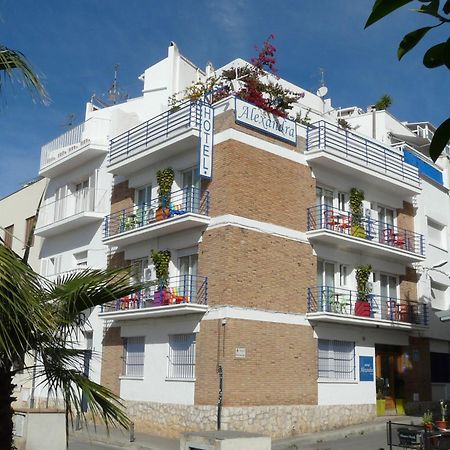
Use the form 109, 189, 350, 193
351, 224, 366, 239
153, 290, 164, 305
155, 207, 170, 221
355, 300, 371, 317
424, 423, 434, 431
376, 399, 386, 416
435, 420, 448, 429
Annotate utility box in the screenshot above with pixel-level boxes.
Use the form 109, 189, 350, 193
180, 431, 271, 450
13, 408, 66, 450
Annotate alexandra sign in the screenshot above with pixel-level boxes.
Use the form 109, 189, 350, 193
199, 102, 214, 179
235, 98, 297, 145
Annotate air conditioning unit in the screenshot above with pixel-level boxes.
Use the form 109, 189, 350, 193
367, 282, 373, 292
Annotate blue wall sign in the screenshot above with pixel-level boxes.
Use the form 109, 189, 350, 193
359, 356, 374, 382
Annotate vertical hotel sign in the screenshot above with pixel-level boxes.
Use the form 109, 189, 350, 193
199, 102, 214, 179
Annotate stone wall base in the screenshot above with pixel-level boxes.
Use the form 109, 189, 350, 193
125, 401, 376, 439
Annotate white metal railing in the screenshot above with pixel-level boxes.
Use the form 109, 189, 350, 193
45, 267, 87, 283
40, 117, 110, 170
37, 188, 108, 228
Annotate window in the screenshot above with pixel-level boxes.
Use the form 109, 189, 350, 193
136, 184, 152, 206
41, 255, 62, 276
167, 334, 196, 380
428, 218, 446, 249
24, 216, 35, 248
123, 337, 145, 378
431, 353, 450, 383
318, 339, 355, 380
4, 224, 14, 249
74, 251, 88, 269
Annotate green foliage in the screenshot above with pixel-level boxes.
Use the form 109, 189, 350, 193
349, 188, 365, 225
365, 0, 450, 161
374, 94, 393, 110
156, 167, 174, 208
0, 244, 143, 447
151, 249, 171, 288
0, 45, 48, 102
423, 409, 434, 425
355, 265, 372, 302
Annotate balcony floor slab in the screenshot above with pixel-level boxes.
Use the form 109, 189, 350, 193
103, 213, 210, 248
35, 212, 104, 237
306, 229, 425, 263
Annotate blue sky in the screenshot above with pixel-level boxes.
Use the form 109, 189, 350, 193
1, 0, 448, 198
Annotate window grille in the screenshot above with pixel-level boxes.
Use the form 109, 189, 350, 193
167, 334, 196, 380
123, 337, 145, 377
318, 339, 355, 380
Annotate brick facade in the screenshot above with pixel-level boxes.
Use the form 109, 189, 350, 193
397, 201, 415, 232
202, 139, 315, 232
100, 325, 122, 396
400, 266, 418, 301
111, 180, 135, 215
198, 226, 315, 314
195, 318, 317, 406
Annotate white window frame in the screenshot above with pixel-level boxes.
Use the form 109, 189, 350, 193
167, 334, 196, 381
318, 339, 356, 381
123, 336, 145, 378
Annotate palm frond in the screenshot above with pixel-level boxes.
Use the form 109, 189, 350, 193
0, 44, 48, 102
0, 245, 54, 362
36, 345, 130, 430
46, 267, 144, 325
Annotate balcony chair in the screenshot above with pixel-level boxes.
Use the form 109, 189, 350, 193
323, 211, 340, 231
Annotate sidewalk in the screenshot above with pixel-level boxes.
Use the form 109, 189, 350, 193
70, 415, 422, 450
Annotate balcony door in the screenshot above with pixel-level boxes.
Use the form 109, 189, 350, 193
378, 206, 395, 243
379, 274, 398, 301
54, 186, 68, 221
75, 174, 95, 214
135, 184, 152, 225
182, 168, 200, 212
179, 254, 198, 301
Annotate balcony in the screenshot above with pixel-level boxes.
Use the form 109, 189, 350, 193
305, 121, 421, 196
103, 188, 210, 247
107, 101, 201, 176
44, 267, 89, 283
306, 205, 425, 263
307, 286, 428, 329
99, 275, 208, 320
35, 188, 108, 237
39, 117, 110, 178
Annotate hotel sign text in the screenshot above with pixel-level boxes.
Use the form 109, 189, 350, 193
199, 102, 214, 179
235, 98, 297, 145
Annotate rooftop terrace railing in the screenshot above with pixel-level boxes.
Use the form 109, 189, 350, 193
103, 187, 209, 239
40, 117, 110, 170
101, 275, 208, 313
307, 204, 425, 256
108, 101, 201, 166
307, 286, 428, 326
306, 121, 420, 189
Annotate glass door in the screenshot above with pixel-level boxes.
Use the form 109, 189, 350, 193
317, 260, 335, 311
54, 186, 67, 221
75, 179, 89, 214
378, 206, 395, 243
178, 254, 198, 302
182, 168, 200, 213
135, 184, 152, 225
316, 187, 334, 228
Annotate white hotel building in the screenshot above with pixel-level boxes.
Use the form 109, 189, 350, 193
26, 42, 450, 437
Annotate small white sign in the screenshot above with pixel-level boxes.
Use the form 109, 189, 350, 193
235, 98, 297, 145
235, 347, 246, 359
199, 102, 214, 179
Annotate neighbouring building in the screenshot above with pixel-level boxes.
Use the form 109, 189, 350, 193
14, 42, 450, 437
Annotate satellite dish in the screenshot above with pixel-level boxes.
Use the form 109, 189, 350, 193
316, 86, 328, 98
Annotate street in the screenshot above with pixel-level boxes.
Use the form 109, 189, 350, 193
70, 428, 389, 450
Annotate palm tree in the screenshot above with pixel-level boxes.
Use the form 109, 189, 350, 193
0, 243, 141, 450
0, 44, 48, 101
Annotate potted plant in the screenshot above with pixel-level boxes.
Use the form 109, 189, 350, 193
156, 168, 174, 221
423, 410, 434, 430
355, 264, 372, 317
436, 401, 448, 429
349, 188, 366, 239
151, 249, 171, 304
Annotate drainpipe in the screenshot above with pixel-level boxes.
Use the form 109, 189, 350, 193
371, 106, 377, 140
217, 364, 223, 430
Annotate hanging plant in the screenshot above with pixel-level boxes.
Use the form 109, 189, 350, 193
349, 187, 366, 238
151, 249, 171, 289
156, 167, 174, 208
355, 265, 372, 302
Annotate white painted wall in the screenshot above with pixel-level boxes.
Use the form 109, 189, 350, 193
119, 314, 203, 404
315, 323, 410, 405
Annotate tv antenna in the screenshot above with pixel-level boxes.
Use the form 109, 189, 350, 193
62, 113, 76, 129
91, 64, 128, 108
316, 67, 328, 98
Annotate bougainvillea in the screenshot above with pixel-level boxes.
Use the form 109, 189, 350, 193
171, 35, 304, 118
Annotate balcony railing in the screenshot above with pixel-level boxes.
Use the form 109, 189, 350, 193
38, 188, 108, 227
40, 117, 110, 170
101, 275, 208, 312
45, 267, 88, 283
108, 101, 201, 166
307, 286, 428, 326
103, 187, 209, 239
307, 204, 425, 256
306, 121, 420, 189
